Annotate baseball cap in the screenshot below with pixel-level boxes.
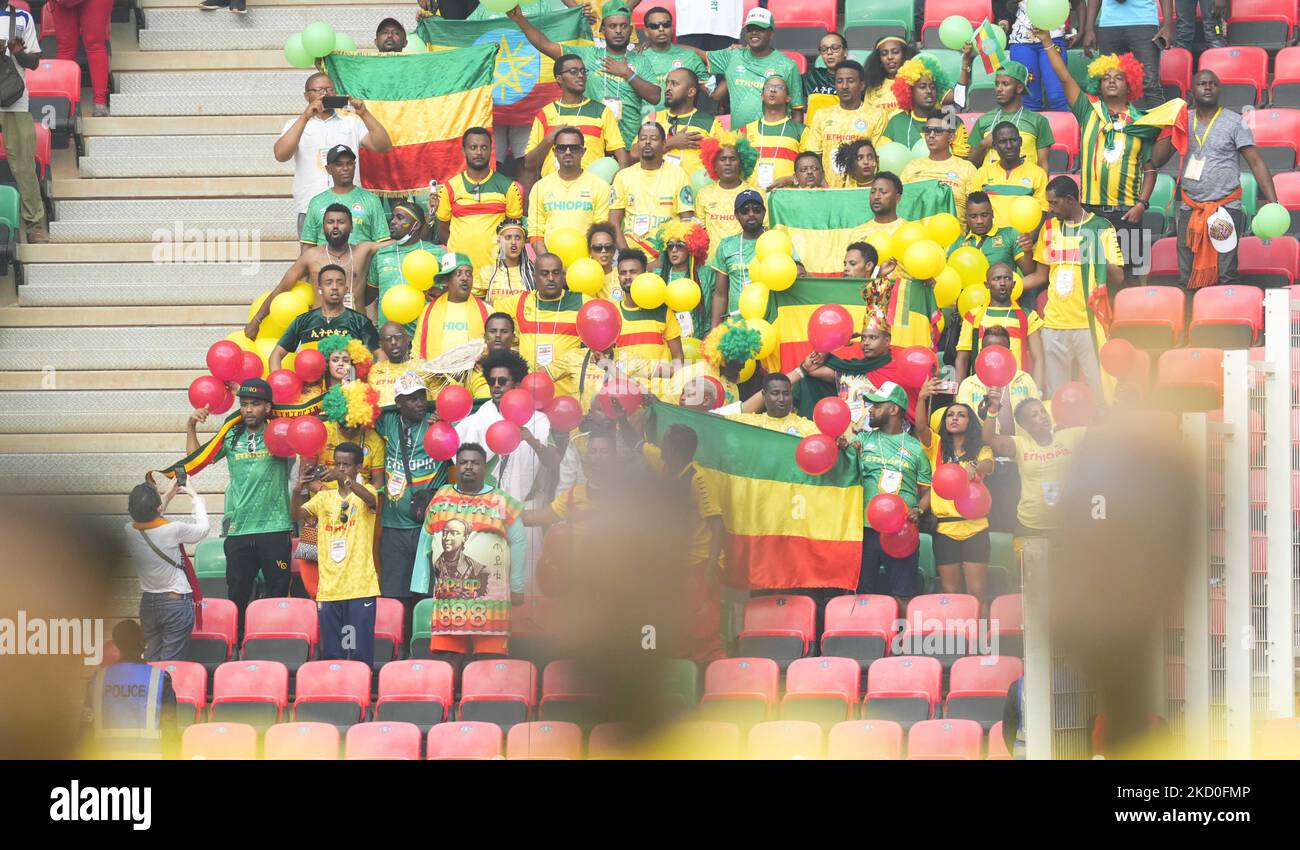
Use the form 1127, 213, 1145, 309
1207, 207, 1237, 253
436, 251, 473, 279
393, 371, 427, 398
236, 378, 272, 402
376, 17, 404, 34
601, 1, 632, 20
734, 188, 765, 212
744, 8, 774, 29
326, 144, 356, 164
865, 381, 907, 409
996, 61, 1030, 86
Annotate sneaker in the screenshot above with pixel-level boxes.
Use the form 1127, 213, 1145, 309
229, 0, 246, 12
25, 227, 49, 244
92, 103, 109, 118
198, 0, 228, 8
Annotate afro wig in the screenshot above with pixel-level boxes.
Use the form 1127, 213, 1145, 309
891, 54, 951, 113
317, 333, 374, 380
699, 130, 758, 181
320, 381, 381, 430
1085, 53, 1144, 101
653, 219, 711, 265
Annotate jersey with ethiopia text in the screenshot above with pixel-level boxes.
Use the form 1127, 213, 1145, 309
368, 240, 446, 333
213, 426, 292, 537
276, 308, 380, 353
852, 428, 931, 528
373, 409, 450, 530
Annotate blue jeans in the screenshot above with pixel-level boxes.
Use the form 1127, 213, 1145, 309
1010, 40, 1070, 112
141, 591, 195, 662
318, 597, 377, 668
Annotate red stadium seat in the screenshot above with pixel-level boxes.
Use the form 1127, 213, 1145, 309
1154, 347, 1225, 411
907, 718, 984, 759
1189, 284, 1265, 348
263, 721, 340, 760
180, 722, 257, 760
781, 50, 808, 74
1256, 717, 1300, 758
748, 720, 824, 759
944, 656, 1023, 730
699, 657, 781, 725
862, 656, 943, 728
458, 659, 537, 728
1110, 285, 1186, 349
1271, 172, 1300, 237
372, 597, 404, 669
989, 594, 1024, 659
0, 122, 50, 180
25, 59, 80, 148
1197, 47, 1267, 108
241, 598, 317, 673
587, 722, 630, 759
1271, 47, 1300, 108
1237, 236, 1299, 287
1042, 111, 1079, 173
736, 595, 816, 669
539, 659, 608, 726
292, 660, 372, 727
897, 593, 980, 667
988, 721, 1013, 759
210, 660, 288, 728
632, 0, 675, 28
184, 598, 237, 673
780, 657, 861, 726
826, 719, 904, 759
1247, 109, 1300, 173
920, 0, 993, 48
768, 0, 837, 53
1145, 236, 1180, 287
149, 661, 206, 724
1159, 47, 1192, 100
426, 721, 503, 760
375, 659, 455, 729
506, 721, 584, 759
1225, 0, 1295, 50
821, 594, 899, 671
344, 721, 421, 760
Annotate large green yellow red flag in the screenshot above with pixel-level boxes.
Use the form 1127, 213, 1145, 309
761, 276, 868, 374
322, 46, 496, 197
646, 399, 863, 590
417, 5, 593, 127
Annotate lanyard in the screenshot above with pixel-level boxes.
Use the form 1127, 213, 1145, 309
1192, 107, 1222, 150
757, 118, 790, 165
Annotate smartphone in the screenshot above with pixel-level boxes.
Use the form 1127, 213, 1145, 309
936, 380, 959, 394
322, 95, 349, 110
173, 464, 187, 487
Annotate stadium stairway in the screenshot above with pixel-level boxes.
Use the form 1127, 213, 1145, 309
0, 0, 412, 617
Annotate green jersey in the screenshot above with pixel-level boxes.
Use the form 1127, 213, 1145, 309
570, 45, 657, 161
277, 307, 380, 353
639, 45, 708, 109
300, 185, 392, 246
214, 425, 292, 537
852, 428, 931, 529
373, 408, 450, 529
708, 232, 800, 316
367, 240, 446, 333
948, 227, 1026, 269
969, 107, 1055, 166
706, 47, 804, 130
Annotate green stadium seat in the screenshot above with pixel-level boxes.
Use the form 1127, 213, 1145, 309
988, 532, 1017, 595
917, 532, 936, 593
660, 658, 700, 713
0, 184, 19, 276
194, 537, 227, 599
966, 61, 998, 112
1241, 172, 1258, 222
843, 0, 913, 47
1143, 173, 1177, 237
1067, 50, 1089, 90
408, 597, 435, 659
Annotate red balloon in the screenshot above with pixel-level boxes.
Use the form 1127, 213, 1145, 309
486, 419, 522, 455
576, 299, 622, 352
422, 421, 460, 461
932, 462, 969, 501
264, 417, 295, 457
288, 415, 327, 457
239, 350, 264, 382
867, 492, 908, 534
293, 348, 326, 384
880, 521, 919, 558
1052, 381, 1095, 428
595, 378, 644, 419
1100, 338, 1138, 379
498, 388, 536, 426
813, 396, 851, 437
809, 304, 854, 353
545, 395, 583, 432
521, 371, 556, 410
898, 346, 937, 386
974, 344, 1016, 388
188, 375, 231, 413
795, 434, 838, 475
206, 340, 244, 382
435, 384, 473, 423
954, 480, 992, 520
267, 369, 303, 405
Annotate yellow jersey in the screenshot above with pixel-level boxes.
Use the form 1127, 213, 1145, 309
802, 101, 889, 187
527, 170, 613, 245
611, 162, 695, 246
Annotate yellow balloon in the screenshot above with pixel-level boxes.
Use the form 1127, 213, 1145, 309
957, 284, 991, 317
291, 280, 315, 305
630, 272, 667, 309
281, 351, 297, 373
864, 231, 893, 266
949, 245, 990, 289
270, 290, 310, 328
681, 337, 701, 362
737, 283, 770, 320
933, 266, 962, 309
566, 257, 607, 296
548, 228, 588, 267
252, 337, 278, 374
225, 331, 256, 352
248, 290, 270, 321
754, 253, 797, 291
257, 313, 287, 342
382, 284, 426, 325
926, 213, 961, 248
665, 278, 701, 312
754, 228, 793, 261
737, 359, 756, 382
902, 239, 946, 280
1012, 271, 1024, 302
402, 249, 438, 291
889, 221, 927, 264
1008, 196, 1044, 233
746, 318, 777, 359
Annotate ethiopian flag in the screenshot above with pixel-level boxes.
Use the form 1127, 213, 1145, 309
322, 47, 496, 197
767, 184, 956, 275
972, 19, 1007, 74
417, 6, 593, 127
761, 277, 869, 374
646, 400, 863, 590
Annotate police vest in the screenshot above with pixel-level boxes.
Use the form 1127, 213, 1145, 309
91, 663, 165, 759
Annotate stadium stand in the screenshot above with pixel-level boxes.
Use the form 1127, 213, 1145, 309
262, 721, 340, 760
826, 719, 905, 759
181, 722, 258, 760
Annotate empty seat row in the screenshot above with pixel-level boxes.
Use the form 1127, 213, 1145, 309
1112, 281, 1271, 349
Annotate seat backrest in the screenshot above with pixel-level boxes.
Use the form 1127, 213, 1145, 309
784, 656, 861, 702
244, 597, 318, 645
587, 722, 630, 758
823, 594, 899, 636
294, 660, 372, 711
1043, 111, 1079, 154
24, 58, 80, 100
1159, 47, 1192, 93
374, 597, 405, 644
1191, 284, 1265, 331
426, 721, 503, 759
1111, 286, 1186, 333
506, 721, 584, 759
263, 722, 340, 760
461, 659, 538, 705
344, 722, 422, 759
1275, 46, 1300, 83
1157, 347, 1226, 390
748, 720, 824, 759
781, 50, 807, 74
193, 598, 238, 644
826, 719, 904, 759
769, 0, 837, 30
865, 656, 942, 703
1149, 236, 1178, 274
1238, 236, 1299, 279
907, 718, 984, 759
921, 0, 991, 26
212, 660, 289, 708
742, 595, 816, 640
1248, 109, 1300, 148
542, 659, 600, 700
631, 0, 675, 27
903, 593, 980, 633
378, 659, 455, 704
0, 184, 18, 229
1198, 47, 1268, 89
1229, 0, 1298, 25
948, 655, 1023, 695
149, 661, 207, 713
410, 597, 435, 639
988, 721, 1013, 758
703, 657, 780, 703
181, 722, 257, 760
989, 593, 1023, 632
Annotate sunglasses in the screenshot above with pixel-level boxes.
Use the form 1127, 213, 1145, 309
923, 126, 950, 135
555, 143, 583, 153
590, 242, 616, 252
560, 66, 587, 76
645, 21, 671, 30
487, 376, 512, 387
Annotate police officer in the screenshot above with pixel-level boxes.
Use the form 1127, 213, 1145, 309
82, 621, 179, 759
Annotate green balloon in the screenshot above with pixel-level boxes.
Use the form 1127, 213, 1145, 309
482, 0, 518, 12
690, 168, 713, 193
1027, 0, 1070, 31
334, 32, 357, 53
991, 23, 1008, 50
938, 15, 973, 51
284, 33, 315, 69
877, 141, 913, 175
1253, 203, 1292, 240
302, 21, 337, 58
588, 156, 620, 185
912, 137, 930, 157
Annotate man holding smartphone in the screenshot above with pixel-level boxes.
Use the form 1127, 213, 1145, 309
1081, 0, 1173, 110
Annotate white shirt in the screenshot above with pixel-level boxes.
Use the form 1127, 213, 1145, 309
454, 400, 552, 506
283, 110, 369, 214
0, 7, 40, 113
124, 497, 210, 595
675, 0, 744, 37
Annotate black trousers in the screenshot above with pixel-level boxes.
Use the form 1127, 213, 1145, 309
224, 531, 292, 639
1095, 25, 1166, 111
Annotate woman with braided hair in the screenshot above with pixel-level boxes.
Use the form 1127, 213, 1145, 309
863, 36, 917, 114
473, 218, 535, 308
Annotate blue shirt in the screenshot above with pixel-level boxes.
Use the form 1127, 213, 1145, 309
1098, 0, 1159, 28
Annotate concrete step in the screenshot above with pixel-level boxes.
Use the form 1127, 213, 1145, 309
138, 27, 393, 53
38, 494, 228, 515
0, 388, 231, 431
79, 154, 293, 178
0, 305, 248, 327
86, 134, 281, 159
19, 280, 271, 306
110, 93, 305, 116
115, 71, 305, 94
0, 452, 230, 495
0, 432, 200, 452
19, 241, 298, 263
49, 219, 296, 244
80, 114, 293, 135
55, 198, 297, 221
52, 175, 293, 199
23, 261, 289, 288
0, 327, 234, 371
0, 371, 203, 390
141, 6, 413, 32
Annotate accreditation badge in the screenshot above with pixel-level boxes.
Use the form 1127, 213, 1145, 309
387, 468, 407, 500
880, 469, 903, 494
